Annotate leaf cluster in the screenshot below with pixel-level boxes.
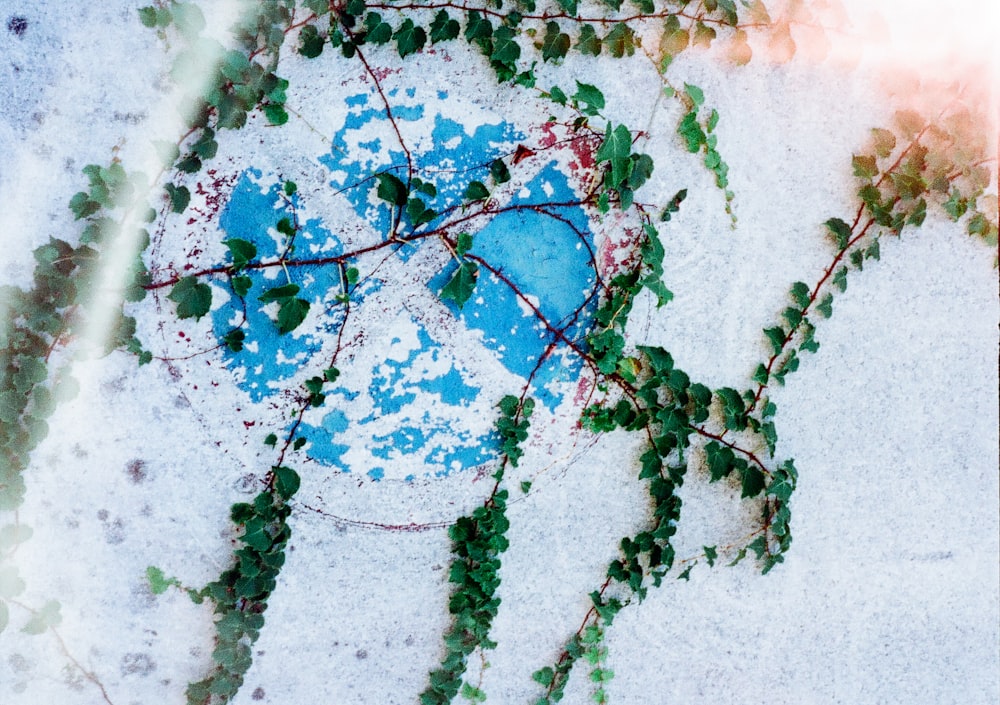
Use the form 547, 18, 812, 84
584, 219, 675, 380
594, 124, 653, 211
420, 398, 533, 704
0, 524, 59, 636
674, 84, 735, 223
185, 465, 300, 705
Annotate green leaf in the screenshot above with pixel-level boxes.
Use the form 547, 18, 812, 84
542, 21, 571, 62
440, 262, 479, 309
298, 24, 325, 58
628, 153, 654, 192
727, 546, 748, 567
748, 536, 768, 559
740, 466, 766, 498
258, 283, 300, 302
461, 682, 487, 703
660, 15, 689, 57
176, 154, 201, 173
21, 600, 61, 635
604, 23, 635, 58
406, 197, 437, 227
705, 442, 736, 482
168, 276, 212, 320
263, 103, 289, 126
596, 124, 633, 189
704, 545, 718, 567
684, 83, 705, 107
789, 281, 810, 308
146, 566, 176, 595
232, 275, 252, 297
532, 667, 555, 687
276, 217, 296, 238
456, 232, 474, 257
781, 306, 802, 329
192, 130, 218, 160
395, 19, 426, 58
165, 183, 190, 214
69, 191, 100, 219
430, 10, 460, 43
908, 198, 927, 227
832, 266, 848, 292
716, 0, 739, 25
375, 173, 407, 206
890, 170, 925, 200
943, 189, 969, 220
490, 158, 511, 184
577, 24, 602, 55
764, 326, 786, 355
138, 6, 158, 28
816, 293, 833, 319
464, 181, 489, 202
364, 13, 393, 44
572, 81, 605, 116
678, 112, 705, 153
492, 26, 521, 66
223, 329, 245, 352
276, 297, 310, 334
465, 11, 493, 47
824, 217, 851, 250
225, 238, 257, 271
693, 21, 717, 48
273, 466, 300, 500
520, 481, 532, 493
0, 566, 25, 599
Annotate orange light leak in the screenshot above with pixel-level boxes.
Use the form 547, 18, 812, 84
850, 0, 999, 78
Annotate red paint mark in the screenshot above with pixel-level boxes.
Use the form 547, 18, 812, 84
190, 169, 240, 224
573, 376, 593, 406
537, 122, 558, 149
569, 135, 597, 171
243, 421, 256, 429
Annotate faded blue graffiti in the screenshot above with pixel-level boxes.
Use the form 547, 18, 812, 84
212, 89, 597, 479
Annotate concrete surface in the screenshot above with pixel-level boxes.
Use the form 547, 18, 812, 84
0, 2, 997, 704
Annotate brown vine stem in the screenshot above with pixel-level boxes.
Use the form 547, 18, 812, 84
343, 24, 416, 203
738, 116, 939, 427
8, 600, 115, 705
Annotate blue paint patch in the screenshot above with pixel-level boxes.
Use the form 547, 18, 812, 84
214, 88, 599, 479
430, 162, 597, 409
295, 316, 497, 479
212, 172, 351, 402
321, 408, 350, 434
373, 425, 427, 457
319, 93, 521, 252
